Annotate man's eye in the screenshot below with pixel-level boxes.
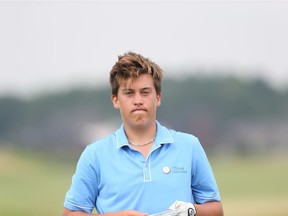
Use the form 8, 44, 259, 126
142, 91, 150, 95
124, 91, 133, 95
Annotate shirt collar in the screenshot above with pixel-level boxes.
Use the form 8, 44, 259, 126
115, 121, 174, 149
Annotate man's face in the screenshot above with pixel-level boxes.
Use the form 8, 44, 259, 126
111, 74, 161, 130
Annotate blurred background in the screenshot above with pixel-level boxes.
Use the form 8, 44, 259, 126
0, 1, 288, 216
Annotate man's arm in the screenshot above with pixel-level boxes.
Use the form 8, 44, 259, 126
63, 208, 93, 216
194, 201, 224, 216
63, 208, 148, 216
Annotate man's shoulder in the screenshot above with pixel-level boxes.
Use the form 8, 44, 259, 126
85, 132, 117, 151
167, 128, 198, 141
157, 121, 200, 144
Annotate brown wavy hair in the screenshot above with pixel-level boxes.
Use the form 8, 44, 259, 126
109, 52, 163, 96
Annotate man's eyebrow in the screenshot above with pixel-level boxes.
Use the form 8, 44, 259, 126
121, 88, 133, 91
140, 86, 152, 90
121, 88, 134, 93
141, 87, 152, 91
121, 87, 152, 91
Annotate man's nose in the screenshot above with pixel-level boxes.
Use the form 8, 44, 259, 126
133, 92, 143, 105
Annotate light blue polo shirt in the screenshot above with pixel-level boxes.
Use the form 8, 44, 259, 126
64, 121, 221, 214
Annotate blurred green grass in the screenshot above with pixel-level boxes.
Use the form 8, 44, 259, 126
0, 148, 287, 216
212, 156, 288, 215
0, 148, 75, 216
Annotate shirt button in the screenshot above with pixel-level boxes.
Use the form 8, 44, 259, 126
163, 166, 171, 174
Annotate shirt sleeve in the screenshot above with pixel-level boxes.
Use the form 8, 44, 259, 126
191, 138, 221, 204
64, 145, 98, 213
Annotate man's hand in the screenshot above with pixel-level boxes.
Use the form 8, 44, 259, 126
168, 201, 196, 216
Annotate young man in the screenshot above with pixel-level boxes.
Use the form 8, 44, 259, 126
63, 52, 224, 216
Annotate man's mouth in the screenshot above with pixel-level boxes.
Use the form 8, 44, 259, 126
132, 108, 146, 112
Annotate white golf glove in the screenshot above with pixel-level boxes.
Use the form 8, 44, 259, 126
168, 201, 197, 216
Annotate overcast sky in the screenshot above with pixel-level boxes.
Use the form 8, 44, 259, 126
1, 1, 288, 98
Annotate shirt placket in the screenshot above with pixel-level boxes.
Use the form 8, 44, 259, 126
143, 156, 152, 182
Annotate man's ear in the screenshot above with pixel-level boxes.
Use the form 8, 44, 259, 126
156, 92, 162, 107
111, 95, 119, 109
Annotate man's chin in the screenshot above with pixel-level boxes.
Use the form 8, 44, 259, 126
131, 119, 149, 128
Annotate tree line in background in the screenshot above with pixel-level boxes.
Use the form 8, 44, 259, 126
0, 75, 288, 156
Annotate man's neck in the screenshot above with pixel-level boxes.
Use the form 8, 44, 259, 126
124, 122, 157, 144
